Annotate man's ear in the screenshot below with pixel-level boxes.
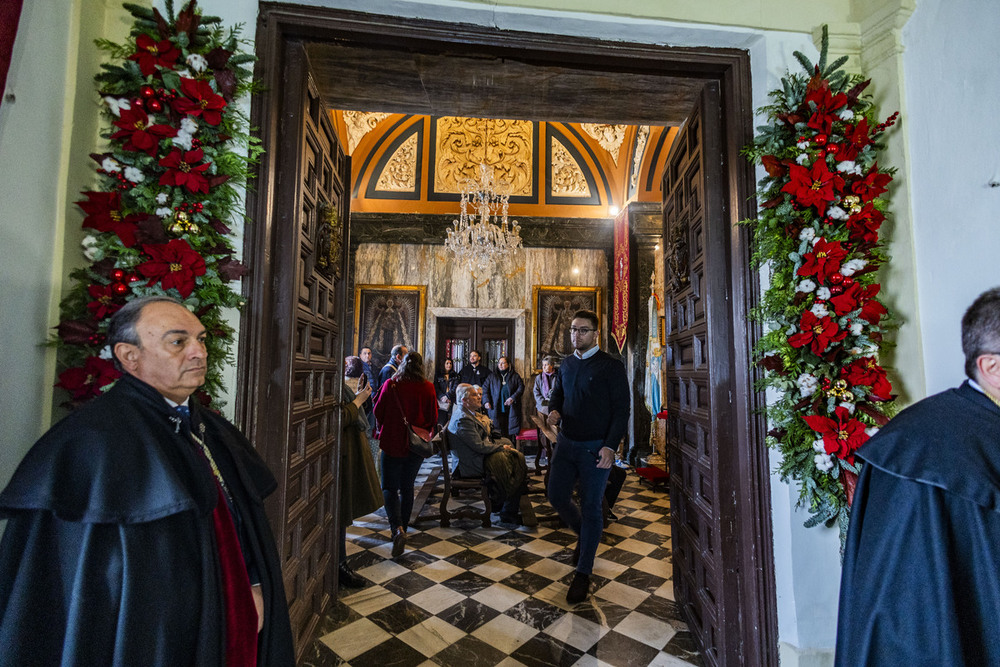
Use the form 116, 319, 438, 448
976, 354, 1000, 395
115, 342, 140, 372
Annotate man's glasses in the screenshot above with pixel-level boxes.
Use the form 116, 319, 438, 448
569, 327, 595, 334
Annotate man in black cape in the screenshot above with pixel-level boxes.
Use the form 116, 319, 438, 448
0, 296, 295, 666
836, 286, 1000, 665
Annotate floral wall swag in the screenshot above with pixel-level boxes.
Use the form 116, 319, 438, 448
744, 27, 899, 534
53, 0, 259, 408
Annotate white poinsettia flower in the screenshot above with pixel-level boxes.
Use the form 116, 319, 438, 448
812, 438, 826, 453
837, 160, 862, 175
838, 108, 854, 121
186, 53, 209, 73
175, 69, 192, 79
796, 153, 809, 165
810, 302, 830, 318
84, 245, 102, 261
156, 192, 169, 204
124, 166, 144, 183
850, 321, 864, 335
839, 401, 856, 414
814, 453, 835, 473
827, 205, 848, 220
103, 96, 131, 117
865, 427, 880, 438
797, 279, 817, 293
81, 235, 98, 248
817, 286, 832, 300
180, 117, 199, 135
174, 131, 194, 151
799, 227, 816, 242
156, 207, 173, 217
797, 373, 819, 397
840, 259, 868, 276
797, 139, 810, 150
99, 345, 113, 360
101, 157, 121, 173
849, 346, 864, 356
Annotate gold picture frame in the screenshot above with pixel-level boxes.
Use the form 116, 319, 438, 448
353, 284, 427, 373
531, 285, 602, 372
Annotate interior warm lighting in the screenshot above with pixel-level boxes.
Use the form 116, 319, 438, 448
608, 205, 620, 216
572, 266, 580, 275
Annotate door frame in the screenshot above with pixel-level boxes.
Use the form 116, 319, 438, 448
241, 5, 774, 663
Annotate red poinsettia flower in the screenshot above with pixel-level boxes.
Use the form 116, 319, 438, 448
158, 148, 212, 194
841, 357, 892, 400
851, 164, 892, 202
788, 310, 847, 356
782, 160, 845, 212
129, 34, 181, 77
110, 106, 177, 156
138, 239, 207, 298
56, 356, 121, 403
842, 118, 872, 156
797, 238, 847, 283
86, 283, 125, 319
845, 203, 885, 244
802, 406, 870, 464
804, 82, 847, 135
77, 191, 141, 247
830, 282, 887, 324
172, 77, 227, 126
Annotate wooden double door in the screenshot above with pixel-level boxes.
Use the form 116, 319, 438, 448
436, 317, 514, 376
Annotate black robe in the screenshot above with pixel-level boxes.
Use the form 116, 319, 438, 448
836, 381, 1000, 666
0, 374, 295, 666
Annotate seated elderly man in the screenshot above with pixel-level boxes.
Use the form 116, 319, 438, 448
448, 383, 537, 527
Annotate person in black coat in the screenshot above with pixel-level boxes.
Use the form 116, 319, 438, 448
434, 357, 460, 428
482, 356, 525, 439
458, 349, 491, 388
0, 296, 294, 666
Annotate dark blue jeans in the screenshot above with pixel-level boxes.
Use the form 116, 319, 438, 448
381, 451, 424, 530
546, 434, 612, 574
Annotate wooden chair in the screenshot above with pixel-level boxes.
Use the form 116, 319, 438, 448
435, 429, 493, 528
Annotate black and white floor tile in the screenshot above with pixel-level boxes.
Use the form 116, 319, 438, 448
303, 456, 700, 667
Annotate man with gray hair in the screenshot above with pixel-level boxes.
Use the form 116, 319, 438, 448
836, 286, 1000, 665
0, 296, 294, 666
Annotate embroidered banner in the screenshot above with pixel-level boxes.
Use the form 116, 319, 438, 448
611, 208, 629, 352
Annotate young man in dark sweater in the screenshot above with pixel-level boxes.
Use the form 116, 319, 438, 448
546, 309, 630, 604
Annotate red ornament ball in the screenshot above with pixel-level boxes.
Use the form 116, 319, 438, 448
140, 85, 155, 99
842, 277, 855, 287
131, 97, 145, 110
829, 285, 844, 296
826, 143, 840, 156
147, 98, 163, 113
128, 274, 141, 283
112, 282, 128, 295
814, 134, 828, 146
829, 273, 844, 285
111, 269, 125, 281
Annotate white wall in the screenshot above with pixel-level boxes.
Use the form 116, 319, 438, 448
903, 0, 1000, 396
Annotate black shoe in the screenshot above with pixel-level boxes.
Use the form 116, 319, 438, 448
571, 542, 580, 566
567, 572, 590, 604
338, 563, 365, 588
391, 526, 406, 558
498, 513, 521, 528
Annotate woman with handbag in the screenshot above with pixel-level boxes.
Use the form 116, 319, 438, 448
373, 351, 438, 558
434, 358, 460, 428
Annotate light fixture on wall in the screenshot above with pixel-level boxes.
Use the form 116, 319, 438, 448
445, 119, 523, 274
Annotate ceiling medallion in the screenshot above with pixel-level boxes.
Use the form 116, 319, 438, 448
445, 161, 523, 274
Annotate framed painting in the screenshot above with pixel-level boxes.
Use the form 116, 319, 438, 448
353, 284, 426, 372
531, 285, 602, 371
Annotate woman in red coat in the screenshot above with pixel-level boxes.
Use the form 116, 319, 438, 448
373, 351, 438, 558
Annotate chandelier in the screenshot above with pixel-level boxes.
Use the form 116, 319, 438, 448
445, 137, 523, 274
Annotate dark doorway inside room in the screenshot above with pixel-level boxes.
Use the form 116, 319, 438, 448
241, 5, 774, 665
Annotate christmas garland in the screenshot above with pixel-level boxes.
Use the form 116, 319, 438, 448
52, 0, 259, 408
744, 27, 899, 532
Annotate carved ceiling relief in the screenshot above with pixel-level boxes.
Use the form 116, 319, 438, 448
581, 123, 628, 165
434, 117, 533, 196
550, 138, 591, 197
631, 126, 650, 192
375, 133, 418, 192
343, 110, 391, 154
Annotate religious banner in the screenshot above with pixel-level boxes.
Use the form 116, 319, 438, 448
610, 207, 629, 352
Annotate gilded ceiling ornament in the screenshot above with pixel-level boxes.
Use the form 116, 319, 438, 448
343, 110, 391, 154
581, 123, 628, 165
631, 125, 650, 192
434, 117, 532, 196
375, 134, 418, 192
550, 138, 590, 197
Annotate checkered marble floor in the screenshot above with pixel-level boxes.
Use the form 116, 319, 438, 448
303, 457, 700, 667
